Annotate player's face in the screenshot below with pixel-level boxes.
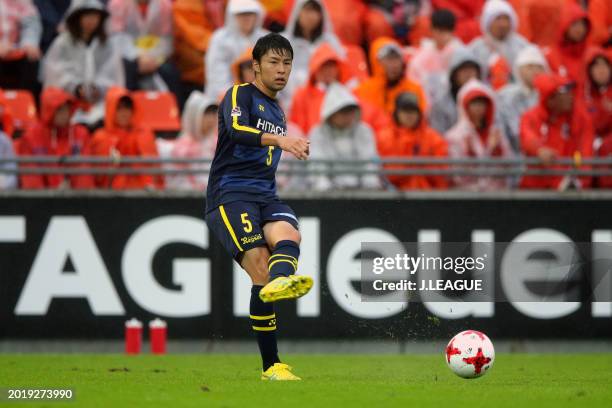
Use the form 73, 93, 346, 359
254, 50, 293, 92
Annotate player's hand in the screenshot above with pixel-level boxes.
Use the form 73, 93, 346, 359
278, 136, 310, 160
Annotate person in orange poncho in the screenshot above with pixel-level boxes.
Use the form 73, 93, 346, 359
520, 73, 594, 190
511, 0, 578, 47
354, 37, 426, 116
17, 87, 93, 189
582, 47, 612, 140
86, 87, 163, 189
546, 3, 592, 85
231, 47, 255, 85
582, 47, 612, 188
288, 43, 347, 135
378, 92, 449, 190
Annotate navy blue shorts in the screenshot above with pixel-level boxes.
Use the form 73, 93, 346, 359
206, 200, 299, 263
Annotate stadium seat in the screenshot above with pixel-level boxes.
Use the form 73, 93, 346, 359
1, 90, 37, 132
131, 91, 181, 134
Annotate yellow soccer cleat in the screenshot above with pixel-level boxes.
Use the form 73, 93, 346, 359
259, 275, 313, 303
261, 363, 302, 381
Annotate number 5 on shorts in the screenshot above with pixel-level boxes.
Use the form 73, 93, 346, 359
241, 213, 252, 233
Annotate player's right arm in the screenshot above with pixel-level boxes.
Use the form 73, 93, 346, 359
225, 84, 309, 159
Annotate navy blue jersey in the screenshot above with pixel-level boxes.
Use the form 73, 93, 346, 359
206, 83, 287, 212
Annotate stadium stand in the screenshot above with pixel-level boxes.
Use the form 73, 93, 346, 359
0, 0, 608, 190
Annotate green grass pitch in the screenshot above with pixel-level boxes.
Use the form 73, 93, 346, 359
1, 354, 611, 407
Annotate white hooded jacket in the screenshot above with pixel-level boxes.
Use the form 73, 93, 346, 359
446, 79, 513, 190
160, 91, 218, 190
308, 83, 381, 191
279, 0, 344, 107
42, 0, 125, 124
204, 0, 267, 100
468, 0, 529, 82
497, 44, 549, 152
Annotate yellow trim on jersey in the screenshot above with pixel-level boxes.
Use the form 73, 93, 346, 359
231, 84, 262, 135
250, 314, 276, 320
268, 259, 297, 272
253, 325, 277, 331
219, 205, 244, 252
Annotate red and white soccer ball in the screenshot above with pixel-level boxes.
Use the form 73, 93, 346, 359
445, 330, 495, 379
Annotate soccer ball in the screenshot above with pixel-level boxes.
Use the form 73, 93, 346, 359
445, 330, 495, 379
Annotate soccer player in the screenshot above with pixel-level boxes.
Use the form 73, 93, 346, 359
205, 33, 313, 381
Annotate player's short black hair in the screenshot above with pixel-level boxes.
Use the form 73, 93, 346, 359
252, 33, 294, 62
431, 9, 456, 31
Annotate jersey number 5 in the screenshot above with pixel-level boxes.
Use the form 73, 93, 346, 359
241, 213, 253, 233
266, 146, 274, 166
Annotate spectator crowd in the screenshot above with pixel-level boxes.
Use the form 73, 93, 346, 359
0, 0, 611, 191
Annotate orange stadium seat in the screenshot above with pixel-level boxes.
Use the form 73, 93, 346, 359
2, 90, 37, 131
131, 91, 181, 134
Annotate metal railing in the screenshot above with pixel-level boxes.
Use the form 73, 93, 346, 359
0, 156, 611, 177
